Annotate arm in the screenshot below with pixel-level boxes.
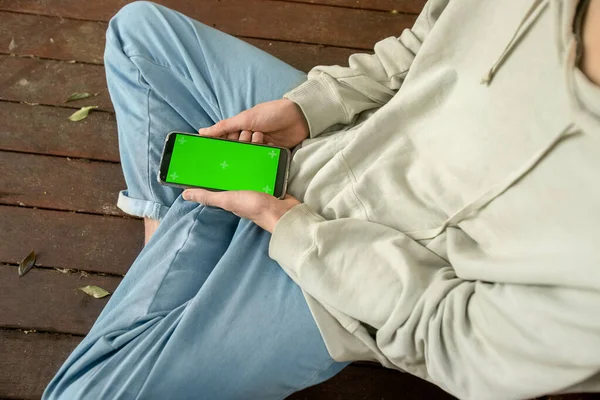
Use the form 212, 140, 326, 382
269, 204, 600, 399
285, 0, 450, 137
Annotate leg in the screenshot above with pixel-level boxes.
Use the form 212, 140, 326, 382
44, 198, 348, 399
104, 1, 306, 221
44, 3, 347, 398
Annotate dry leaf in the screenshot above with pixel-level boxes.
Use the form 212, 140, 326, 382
68, 106, 98, 122
18, 250, 36, 277
390, 9, 398, 14
64, 92, 97, 103
78, 285, 111, 299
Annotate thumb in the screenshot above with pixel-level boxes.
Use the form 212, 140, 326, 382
198, 111, 251, 137
183, 189, 238, 214
182, 188, 216, 205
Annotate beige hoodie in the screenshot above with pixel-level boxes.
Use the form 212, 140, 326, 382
268, 0, 600, 398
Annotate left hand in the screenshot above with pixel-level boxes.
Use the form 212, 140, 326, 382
182, 189, 300, 233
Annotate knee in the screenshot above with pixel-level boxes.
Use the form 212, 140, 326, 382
105, 1, 163, 60
109, 1, 160, 32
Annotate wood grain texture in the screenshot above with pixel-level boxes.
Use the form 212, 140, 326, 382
0, 264, 120, 334
0, 102, 120, 162
0, 50, 358, 112
0, 330, 81, 400
0, 206, 142, 275
278, 0, 426, 13
0, 11, 106, 64
0, 55, 112, 110
0, 329, 597, 400
290, 363, 455, 400
0, 151, 124, 215
0, 0, 415, 50
0, 329, 451, 400
0, 11, 357, 72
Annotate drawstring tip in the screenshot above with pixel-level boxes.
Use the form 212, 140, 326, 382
480, 70, 493, 86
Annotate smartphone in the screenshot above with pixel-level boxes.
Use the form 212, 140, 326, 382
158, 132, 291, 199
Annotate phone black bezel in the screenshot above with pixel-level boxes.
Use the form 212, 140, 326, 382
158, 132, 291, 199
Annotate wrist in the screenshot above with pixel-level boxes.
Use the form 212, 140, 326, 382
264, 197, 301, 233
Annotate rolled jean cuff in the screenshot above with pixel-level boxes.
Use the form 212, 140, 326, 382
117, 190, 170, 220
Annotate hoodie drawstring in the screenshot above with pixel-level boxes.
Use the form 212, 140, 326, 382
406, 123, 580, 241
480, 0, 548, 85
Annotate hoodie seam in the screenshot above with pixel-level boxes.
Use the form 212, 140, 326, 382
317, 73, 352, 124
338, 153, 370, 221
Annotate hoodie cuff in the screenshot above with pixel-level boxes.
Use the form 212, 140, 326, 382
284, 76, 348, 138
268, 203, 324, 278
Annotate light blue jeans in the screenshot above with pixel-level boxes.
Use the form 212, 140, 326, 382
43, 2, 349, 399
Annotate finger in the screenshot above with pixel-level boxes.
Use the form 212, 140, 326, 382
227, 132, 240, 140
183, 189, 230, 210
198, 111, 250, 137
252, 131, 264, 143
239, 130, 252, 142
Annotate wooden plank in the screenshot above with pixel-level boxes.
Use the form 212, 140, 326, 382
0, 11, 106, 64
0, 55, 112, 110
279, 0, 426, 13
0, 102, 120, 162
0, 151, 124, 216
0, 330, 81, 400
0, 329, 449, 400
0, 330, 599, 400
0, 331, 596, 400
0, 0, 415, 50
0, 11, 356, 72
0, 52, 361, 111
0, 264, 121, 335
290, 363, 455, 400
0, 206, 142, 275
241, 38, 357, 72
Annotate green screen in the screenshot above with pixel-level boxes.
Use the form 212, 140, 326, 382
166, 133, 281, 195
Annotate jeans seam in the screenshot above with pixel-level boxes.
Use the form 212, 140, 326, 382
144, 209, 200, 314
128, 53, 220, 112
145, 81, 155, 208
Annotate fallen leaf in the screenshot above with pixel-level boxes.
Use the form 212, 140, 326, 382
390, 9, 398, 14
78, 285, 111, 299
64, 92, 97, 103
23, 101, 39, 106
8, 38, 17, 51
23, 329, 37, 335
68, 106, 98, 122
55, 267, 74, 274
18, 250, 36, 277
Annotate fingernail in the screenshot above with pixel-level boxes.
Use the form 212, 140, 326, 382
182, 191, 190, 201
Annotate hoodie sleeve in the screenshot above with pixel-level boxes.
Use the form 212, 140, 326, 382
284, 0, 450, 137
269, 204, 600, 399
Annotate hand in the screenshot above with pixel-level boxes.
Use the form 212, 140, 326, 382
198, 99, 310, 149
182, 189, 301, 233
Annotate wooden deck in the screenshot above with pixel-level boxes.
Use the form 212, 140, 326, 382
0, 1, 598, 399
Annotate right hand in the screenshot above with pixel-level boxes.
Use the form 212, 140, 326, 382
198, 99, 310, 149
